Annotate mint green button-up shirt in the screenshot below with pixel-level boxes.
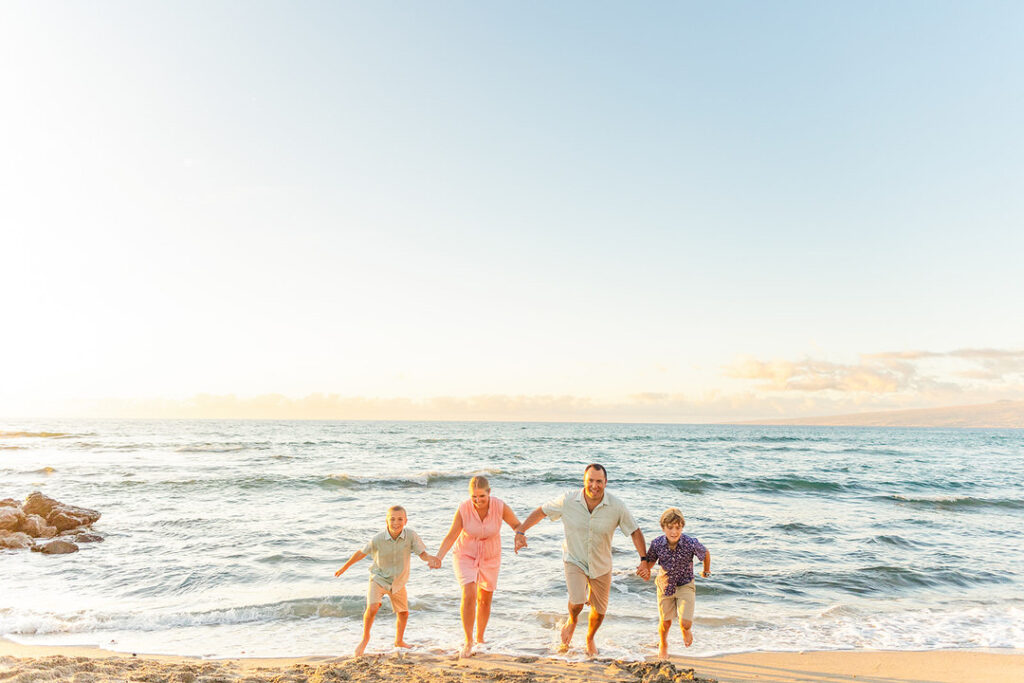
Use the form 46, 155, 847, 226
362, 527, 426, 591
542, 489, 638, 578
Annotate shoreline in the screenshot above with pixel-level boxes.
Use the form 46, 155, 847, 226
2, 639, 1023, 682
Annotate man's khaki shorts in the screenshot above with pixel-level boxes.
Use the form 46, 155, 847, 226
657, 578, 695, 623
367, 579, 409, 613
564, 562, 611, 615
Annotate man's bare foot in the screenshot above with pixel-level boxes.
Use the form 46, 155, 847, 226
354, 639, 369, 657
658, 642, 668, 659
395, 640, 412, 649
683, 628, 693, 647
585, 638, 598, 656
560, 619, 576, 648
459, 643, 474, 658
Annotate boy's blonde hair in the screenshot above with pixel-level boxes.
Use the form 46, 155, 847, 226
660, 507, 685, 528
468, 475, 490, 491
387, 505, 406, 515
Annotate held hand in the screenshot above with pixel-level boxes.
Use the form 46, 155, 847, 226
636, 564, 651, 581
428, 556, 442, 569
514, 533, 527, 554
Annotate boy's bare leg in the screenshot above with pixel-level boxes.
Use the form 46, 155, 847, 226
560, 602, 584, 652
680, 619, 693, 647
475, 588, 493, 644
584, 610, 604, 656
394, 610, 411, 648
658, 620, 671, 659
460, 583, 477, 657
356, 604, 380, 656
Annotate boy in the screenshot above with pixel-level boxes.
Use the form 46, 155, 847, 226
639, 507, 711, 658
335, 505, 441, 656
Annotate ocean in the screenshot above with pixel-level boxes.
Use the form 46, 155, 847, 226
1, 420, 1022, 660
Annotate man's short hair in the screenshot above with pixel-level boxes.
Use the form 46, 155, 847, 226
387, 505, 406, 515
584, 463, 608, 479
659, 507, 685, 527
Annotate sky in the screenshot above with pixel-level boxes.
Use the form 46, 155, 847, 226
2, 1, 1023, 422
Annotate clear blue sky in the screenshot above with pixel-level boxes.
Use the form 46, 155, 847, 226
2, 1, 1022, 420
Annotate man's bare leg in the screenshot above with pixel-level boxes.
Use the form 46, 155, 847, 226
355, 603, 380, 656
585, 609, 605, 656
560, 602, 584, 652
394, 610, 411, 648
680, 618, 693, 647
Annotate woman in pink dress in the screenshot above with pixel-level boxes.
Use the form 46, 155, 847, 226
436, 475, 523, 658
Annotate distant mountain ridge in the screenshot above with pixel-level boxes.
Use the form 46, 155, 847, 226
738, 400, 1024, 428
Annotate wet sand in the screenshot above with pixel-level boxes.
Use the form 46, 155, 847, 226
1, 638, 1022, 682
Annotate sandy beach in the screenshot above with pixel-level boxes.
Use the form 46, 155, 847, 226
2, 639, 1023, 683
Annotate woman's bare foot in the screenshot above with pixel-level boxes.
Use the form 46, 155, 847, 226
395, 640, 412, 649
460, 643, 474, 658
682, 628, 693, 647
475, 636, 487, 644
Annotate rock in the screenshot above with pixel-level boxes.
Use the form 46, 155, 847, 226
48, 505, 101, 531
0, 507, 25, 531
0, 498, 20, 508
35, 539, 79, 554
20, 514, 58, 538
0, 531, 35, 549
23, 492, 60, 518
75, 533, 104, 543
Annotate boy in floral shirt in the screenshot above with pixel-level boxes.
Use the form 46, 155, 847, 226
639, 507, 711, 657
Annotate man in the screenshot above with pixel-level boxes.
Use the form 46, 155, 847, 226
515, 463, 648, 655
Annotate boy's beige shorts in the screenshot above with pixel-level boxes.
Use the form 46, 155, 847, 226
657, 577, 696, 623
367, 579, 409, 613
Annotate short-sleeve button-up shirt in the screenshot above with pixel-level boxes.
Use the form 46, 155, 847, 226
647, 534, 707, 596
361, 527, 426, 591
541, 489, 639, 578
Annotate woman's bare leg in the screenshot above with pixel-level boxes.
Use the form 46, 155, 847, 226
460, 582, 477, 657
475, 588, 493, 643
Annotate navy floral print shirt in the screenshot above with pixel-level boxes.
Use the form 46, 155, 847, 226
647, 534, 707, 596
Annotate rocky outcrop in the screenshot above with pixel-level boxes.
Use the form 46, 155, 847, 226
0, 492, 102, 554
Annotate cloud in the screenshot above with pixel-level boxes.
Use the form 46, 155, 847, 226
725, 347, 1024, 397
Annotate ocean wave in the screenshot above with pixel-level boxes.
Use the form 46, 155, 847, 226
0, 431, 80, 439
0, 596, 371, 635
321, 468, 505, 489
878, 494, 1024, 510
175, 443, 258, 453
805, 565, 1012, 593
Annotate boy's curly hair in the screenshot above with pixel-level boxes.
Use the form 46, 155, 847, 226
659, 507, 685, 527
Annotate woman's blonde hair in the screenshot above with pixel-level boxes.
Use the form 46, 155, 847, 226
659, 507, 685, 528
468, 475, 490, 491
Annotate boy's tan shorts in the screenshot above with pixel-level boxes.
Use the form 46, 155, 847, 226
367, 579, 409, 613
564, 562, 611, 614
657, 579, 696, 623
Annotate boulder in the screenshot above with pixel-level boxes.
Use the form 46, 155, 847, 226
0, 498, 20, 508
34, 539, 79, 554
74, 533, 104, 543
48, 506, 100, 532
22, 492, 60, 519
0, 507, 25, 531
0, 531, 35, 549
20, 514, 58, 538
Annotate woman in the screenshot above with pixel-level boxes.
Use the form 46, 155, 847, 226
435, 475, 522, 658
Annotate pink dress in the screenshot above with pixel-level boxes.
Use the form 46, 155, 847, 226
452, 497, 505, 591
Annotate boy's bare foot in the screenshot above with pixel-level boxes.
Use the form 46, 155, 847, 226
395, 640, 412, 649
683, 628, 693, 647
585, 638, 598, 656
658, 642, 668, 659
459, 643, 474, 658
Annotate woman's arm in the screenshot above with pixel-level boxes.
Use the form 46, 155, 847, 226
435, 509, 464, 562
501, 503, 522, 531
